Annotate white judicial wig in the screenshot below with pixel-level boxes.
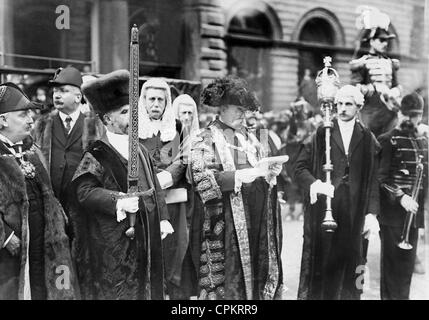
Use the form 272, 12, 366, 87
138, 78, 176, 142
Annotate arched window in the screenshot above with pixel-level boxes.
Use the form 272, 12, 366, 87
299, 18, 335, 45
225, 1, 282, 111
228, 8, 273, 39
294, 9, 344, 111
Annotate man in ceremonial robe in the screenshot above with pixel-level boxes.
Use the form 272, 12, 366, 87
0, 83, 79, 300
138, 79, 196, 299
294, 85, 380, 300
190, 76, 284, 300
69, 70, 171, 300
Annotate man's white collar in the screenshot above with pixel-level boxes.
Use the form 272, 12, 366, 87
59, 106, 81, 122
337, 117, 356, 129
106, 128, 129, 160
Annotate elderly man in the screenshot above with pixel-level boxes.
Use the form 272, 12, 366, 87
138, 79, 196, 299
190, 76, 284, 300
377, 92, 428, 300
70, 70, 170, 300
33, 67, 103, 232
294, 85, 380, 300
172, 94, 200, 137
0, 83, 78, 300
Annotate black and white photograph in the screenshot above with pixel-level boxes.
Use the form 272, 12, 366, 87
0, 0, 428, 306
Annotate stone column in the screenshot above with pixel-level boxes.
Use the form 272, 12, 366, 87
97, 0, 129, 73
183, 0, 227, 86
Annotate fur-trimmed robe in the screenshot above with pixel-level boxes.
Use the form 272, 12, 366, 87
69, 138, 168, 300
0, 141, 79, 300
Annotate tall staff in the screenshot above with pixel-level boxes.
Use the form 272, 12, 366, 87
315, 56, 340, 232
125, 24, 141, 239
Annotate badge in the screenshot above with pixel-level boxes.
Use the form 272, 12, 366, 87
20, 160, 36, 179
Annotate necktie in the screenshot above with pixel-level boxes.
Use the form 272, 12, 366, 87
64, 116, 72, 135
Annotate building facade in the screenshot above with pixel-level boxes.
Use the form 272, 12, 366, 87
0, 0, 427, 111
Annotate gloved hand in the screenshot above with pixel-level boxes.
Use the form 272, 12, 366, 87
309, 179, 334, 205
116, 195, 139, 222
265, 163, 283, 186
160, 220, 174, 240
362, 213, 379, 239
400, 194, 419, 214
235, 167, 267, 193
268, 163, 283, 177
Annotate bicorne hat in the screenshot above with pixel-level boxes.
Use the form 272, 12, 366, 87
0, 82, 41, 115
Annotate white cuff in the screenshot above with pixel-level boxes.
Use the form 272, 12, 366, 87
265, 174, 277, 187
157, 171, 174, 190
115, 199, 127, 223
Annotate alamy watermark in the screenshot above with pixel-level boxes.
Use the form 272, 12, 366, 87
55, 265, 71, 290
55, 5, 70, 30
355, 264, 371, 291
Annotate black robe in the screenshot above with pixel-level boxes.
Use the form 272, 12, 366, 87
69, 137, 168, 300
141, 120, 197, 298
294, 119, 379, 300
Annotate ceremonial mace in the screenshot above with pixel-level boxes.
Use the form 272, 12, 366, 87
315, 57, 340, 233
124, 24, 141, 239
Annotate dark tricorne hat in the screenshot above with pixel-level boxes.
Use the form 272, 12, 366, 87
201, 76, 261, 112
362, 27, 396, 42
49, 66, 83, 88
0, 82, 41, 115
81, 69, 129, 116
400, 92, 424, 116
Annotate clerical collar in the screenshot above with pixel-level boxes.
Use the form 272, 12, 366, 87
106, 128, 129, 160
59, 106, 81, 123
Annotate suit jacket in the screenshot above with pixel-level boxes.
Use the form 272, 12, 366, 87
32, 109, 105, 200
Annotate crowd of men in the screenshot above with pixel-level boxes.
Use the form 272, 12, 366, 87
0, 7, 427, 301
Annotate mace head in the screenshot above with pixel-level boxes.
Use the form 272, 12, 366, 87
315, 56, 340, 106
